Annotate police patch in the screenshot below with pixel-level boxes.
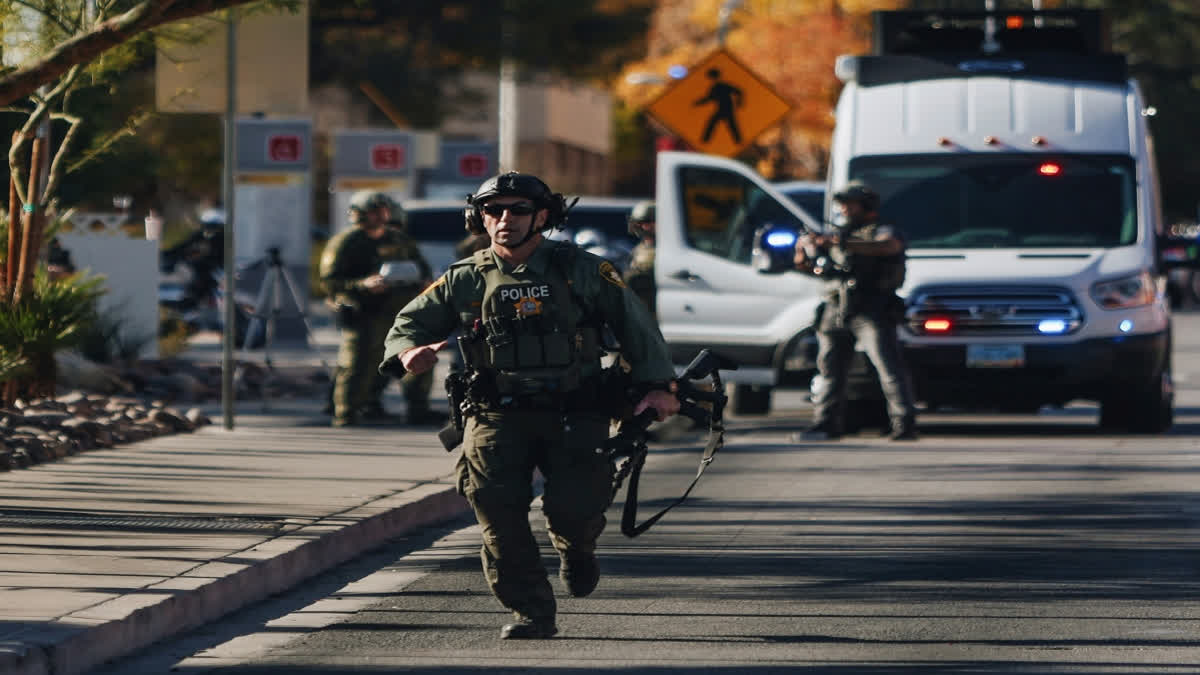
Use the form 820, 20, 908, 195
514, 296, 543, 317
496, 283, 553, 317
599, 261, 626, 288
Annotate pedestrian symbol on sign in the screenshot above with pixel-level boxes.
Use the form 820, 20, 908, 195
695, 68, 744, 145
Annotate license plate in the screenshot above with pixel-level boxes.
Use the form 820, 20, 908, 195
966, 344, 1025, 368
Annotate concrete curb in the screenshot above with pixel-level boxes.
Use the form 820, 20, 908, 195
0, 482, 470, 675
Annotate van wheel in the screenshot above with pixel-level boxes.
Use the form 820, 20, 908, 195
729, 384, 772, 415
1099, 369, 1173, 434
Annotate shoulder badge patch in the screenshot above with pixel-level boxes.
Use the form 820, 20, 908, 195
599, 261, 626, 289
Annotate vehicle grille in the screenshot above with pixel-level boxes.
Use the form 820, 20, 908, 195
905, 285, 1084, 336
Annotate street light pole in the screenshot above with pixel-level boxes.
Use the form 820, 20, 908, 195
498, 0, 518, 171
718, 0, 744, 47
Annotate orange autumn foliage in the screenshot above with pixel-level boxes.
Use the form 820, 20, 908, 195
615, 0, 905, 179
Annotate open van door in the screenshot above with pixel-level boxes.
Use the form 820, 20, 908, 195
654, 151, 825, 396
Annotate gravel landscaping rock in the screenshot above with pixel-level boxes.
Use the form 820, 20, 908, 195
0, 356, 331, 472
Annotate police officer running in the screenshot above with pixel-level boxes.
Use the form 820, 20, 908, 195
320, 190, 443, 428
379, 172, 679, 639
793, 180, 918, 441
623, 200, 657, 318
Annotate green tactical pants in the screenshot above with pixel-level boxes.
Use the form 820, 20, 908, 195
458, 409, 614, 622
333, 312, 431, 425
813, 307, 917, 431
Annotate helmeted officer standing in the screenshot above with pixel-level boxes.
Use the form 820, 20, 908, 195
320, 190, 441, 427
793, 180, 918, 441
623, 200, 657, 319
380, 172, 680, 639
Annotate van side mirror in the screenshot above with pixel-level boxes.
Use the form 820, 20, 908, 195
1158, 233, 1200, 271
751, 224, 799, 274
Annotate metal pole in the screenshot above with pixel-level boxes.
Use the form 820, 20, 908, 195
221, 9, 238, 430
498, 2, 518, 172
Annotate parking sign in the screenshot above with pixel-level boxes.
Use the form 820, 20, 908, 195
457, 153, 489, 178
267, 134, 303, 163
371, 143, 406, 171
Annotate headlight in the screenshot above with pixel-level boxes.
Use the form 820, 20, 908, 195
1090, 270, 1156, 309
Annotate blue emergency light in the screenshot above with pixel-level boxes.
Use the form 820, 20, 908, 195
765, 230, 798, 248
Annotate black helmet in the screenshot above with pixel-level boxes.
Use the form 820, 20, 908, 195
832, 180, 881, 212
464, 171, 569, 235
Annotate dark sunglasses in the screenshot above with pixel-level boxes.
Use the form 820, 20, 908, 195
482, 202, 537, 217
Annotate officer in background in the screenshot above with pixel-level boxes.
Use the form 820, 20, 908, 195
623, 200, 657, 319
455, 230, 491, 259
320, 190, 443, 428
793, 180, 918, 441
380, 172, 679, 639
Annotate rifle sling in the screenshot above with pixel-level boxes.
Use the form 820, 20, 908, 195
619, 421, 724, 538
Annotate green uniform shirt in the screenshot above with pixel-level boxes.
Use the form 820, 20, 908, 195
381, 238, 675, 384
821, 221, 906, 298
319, 225, 432, 315
623, 240, 656, 316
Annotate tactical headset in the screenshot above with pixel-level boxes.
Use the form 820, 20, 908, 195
464, 172, 573, 236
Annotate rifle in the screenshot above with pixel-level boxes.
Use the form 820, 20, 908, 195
605, 348, 738, 538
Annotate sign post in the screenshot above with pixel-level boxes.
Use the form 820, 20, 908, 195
234, 118, 313, 345
647, 49, 791, 158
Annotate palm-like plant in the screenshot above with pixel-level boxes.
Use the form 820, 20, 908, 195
0, 352, 29, 388
0, 267, 105, 401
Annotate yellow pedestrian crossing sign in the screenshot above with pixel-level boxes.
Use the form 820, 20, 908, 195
647, 49, 792, 158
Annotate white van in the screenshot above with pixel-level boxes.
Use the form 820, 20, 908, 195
656, 8, 1198, 431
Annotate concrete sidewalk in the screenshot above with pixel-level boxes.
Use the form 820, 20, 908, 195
0, 394, 470, 675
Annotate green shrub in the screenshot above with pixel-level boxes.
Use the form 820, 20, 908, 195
0, 268, 106, 399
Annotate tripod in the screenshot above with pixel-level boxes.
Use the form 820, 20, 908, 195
234, 247, 330, 410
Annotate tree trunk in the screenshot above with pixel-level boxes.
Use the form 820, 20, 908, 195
12, 135, 44, 304
3, 133, 21, 303
29, 351, 56, 401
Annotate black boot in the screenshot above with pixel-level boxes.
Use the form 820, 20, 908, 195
559, 552, 600, 598
500, 617, 558, 639
890, 416, 918, 441
791, 421, 843, 442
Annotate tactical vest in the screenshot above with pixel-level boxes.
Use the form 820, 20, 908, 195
835, 222, 906, 292
461, 245, 602, 396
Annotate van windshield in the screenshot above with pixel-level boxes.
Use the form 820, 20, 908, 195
849, 154, 1138, 249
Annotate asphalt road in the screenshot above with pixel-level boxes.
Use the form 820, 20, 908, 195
97, 312, 1200, 674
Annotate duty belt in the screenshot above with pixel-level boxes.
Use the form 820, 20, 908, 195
496, 385, 601, 412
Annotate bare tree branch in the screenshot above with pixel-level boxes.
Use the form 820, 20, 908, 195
0, 0, 278, 107
43, 111, 84, 204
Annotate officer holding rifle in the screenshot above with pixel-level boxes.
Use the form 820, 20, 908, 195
793, 180, 918, 442
379, 172, 679, 640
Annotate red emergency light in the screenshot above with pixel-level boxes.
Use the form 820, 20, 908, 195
923, 318, 952, 333
1006, 15, 1025, 30
1038, 162, 1062, 176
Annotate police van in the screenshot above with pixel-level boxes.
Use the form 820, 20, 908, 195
655, 8, 1199, 431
